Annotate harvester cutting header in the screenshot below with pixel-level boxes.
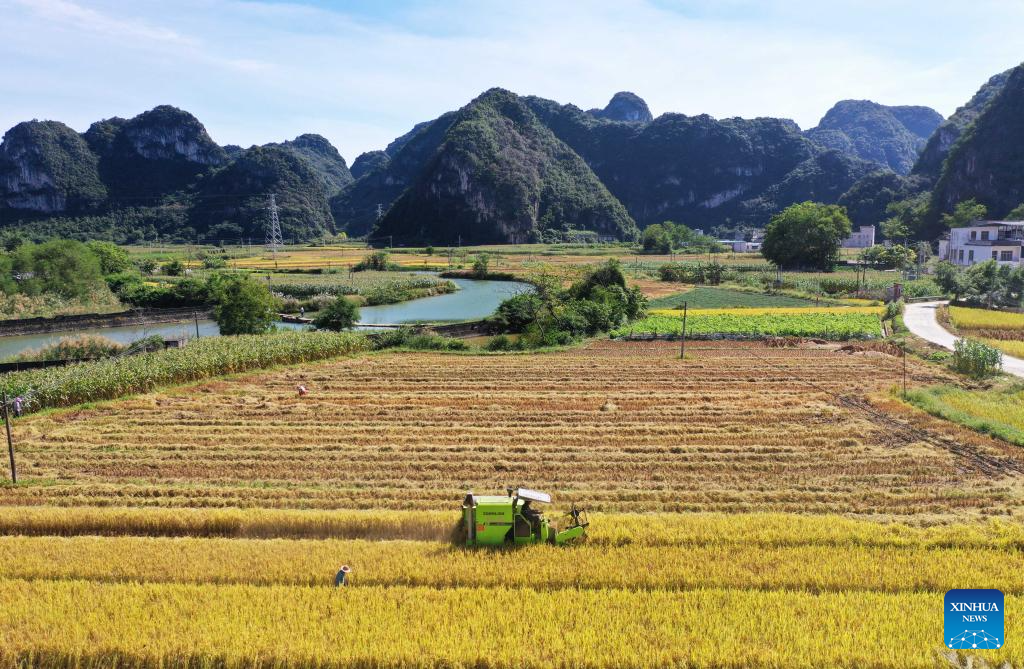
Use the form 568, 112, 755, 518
462, 487, 588, 546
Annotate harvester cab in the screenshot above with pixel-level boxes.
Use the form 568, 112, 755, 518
462, 487, 589, 547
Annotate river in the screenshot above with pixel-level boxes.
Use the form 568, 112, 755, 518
0, 277, 532, 360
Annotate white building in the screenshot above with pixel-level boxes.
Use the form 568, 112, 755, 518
842, 225, 876, 248
938, 221, 1024, 267
718, 240, 762, 253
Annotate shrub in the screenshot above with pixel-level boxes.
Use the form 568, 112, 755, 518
951, 339, 1002, 379
486, 335, 514, 351
352, 251, 393, 272
161, 260, 185, 276
313, 298, 360, 331
883, 299, 904, 322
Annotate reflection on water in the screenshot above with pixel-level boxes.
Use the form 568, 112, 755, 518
0, 278, 531, 359
356, 278, 531, 325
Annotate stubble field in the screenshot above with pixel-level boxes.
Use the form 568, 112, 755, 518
2, 341, 1023, 668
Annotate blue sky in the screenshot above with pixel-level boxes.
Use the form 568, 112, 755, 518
1, 0, 1021, 159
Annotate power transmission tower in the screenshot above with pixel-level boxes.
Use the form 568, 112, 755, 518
376, 203, 384, 222
266, 194, 283, 269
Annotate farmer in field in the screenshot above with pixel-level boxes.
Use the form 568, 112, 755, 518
297, 384, 308, 397
12, 396, 23, 417
335, 565, 351, 587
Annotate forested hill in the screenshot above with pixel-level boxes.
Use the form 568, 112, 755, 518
3, 62, 1024, 245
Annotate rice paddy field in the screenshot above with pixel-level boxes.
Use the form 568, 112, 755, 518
946, 305, 1024, 359
3, 340, 1023, 668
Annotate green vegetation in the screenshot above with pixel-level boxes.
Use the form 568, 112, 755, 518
641, 222, 722, 254
904, 384, 1024, 447
936, 260, 1024, 307
614, 311, 882, 340
951, 339, 1003, 379
10, 335, 127, 362
761, 202, 852, 270
312, 298, 359, 331
210, 275, 279, 335
650, 287, 822, 310
858, 244, 916, 271
941, 198, 988, 229
352, 251, 395, 272
658, 261, 729, 285
374, 89, 638, 245
491, 260, 645, 348
0, 331, 369, 415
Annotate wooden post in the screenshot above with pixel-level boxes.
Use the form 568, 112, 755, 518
903, 344, 908, 398
3, 391, 15, 484
680, 301, 688, 360
194, 311, 201, 339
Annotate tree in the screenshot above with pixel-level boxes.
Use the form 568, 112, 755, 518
859, 244, 915, 271
85, 241, 131, 275
880, 193, 928, 242
313, 297, 360, 331
941, 199, 988, 229
1006, 203, 1024, 221
641, 224, 672, 253
935, 262, 969, 302
162, 259, 185, 276
10, 239, 104, 299
472, 253, 490, 278
211, 275, 278, 335
761, 202, 852, 270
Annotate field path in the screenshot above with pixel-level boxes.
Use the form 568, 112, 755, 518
904, 300, 1024, 379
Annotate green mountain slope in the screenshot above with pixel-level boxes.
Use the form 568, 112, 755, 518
805, 100, 942, 174
0, 121, 106, 213
373, 89, 637, 244
925, 64, 1024, 237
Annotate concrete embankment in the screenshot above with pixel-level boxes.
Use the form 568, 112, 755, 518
0, 308, 213, 337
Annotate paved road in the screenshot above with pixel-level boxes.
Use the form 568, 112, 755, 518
903, 301, 1024, 379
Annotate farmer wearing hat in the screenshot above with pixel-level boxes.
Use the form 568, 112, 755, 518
335, 565, 351, 587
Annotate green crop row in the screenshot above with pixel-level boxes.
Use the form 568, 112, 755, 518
0, 331, 369, 414
613, 312, 882, 339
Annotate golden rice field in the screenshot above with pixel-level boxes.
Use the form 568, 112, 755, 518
4, 341, 1024, 668
949, 305, 1024, 331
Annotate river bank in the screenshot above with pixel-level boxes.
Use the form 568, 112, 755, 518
0, 307, 214, 337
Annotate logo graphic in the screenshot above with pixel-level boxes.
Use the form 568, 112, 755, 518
945, 589, 1004, 650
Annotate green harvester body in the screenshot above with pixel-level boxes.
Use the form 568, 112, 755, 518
462, 488, 588, 547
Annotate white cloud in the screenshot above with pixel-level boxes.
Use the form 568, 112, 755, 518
0, 0, 1021, 159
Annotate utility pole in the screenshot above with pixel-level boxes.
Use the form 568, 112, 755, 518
194, 311, 201, 339
679, 301, 688, 360
266, 194, 283, 270
3, 391, 15, 484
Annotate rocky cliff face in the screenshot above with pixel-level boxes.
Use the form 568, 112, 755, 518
925, 63, 1024, 237
913, 68, 1013, 180
805, 100, 942, 174
374, 89, 637, 244
0, 120, 106, 213
587, 92, 653, 123
89, 105, 227, 197
267, 133, 353, 195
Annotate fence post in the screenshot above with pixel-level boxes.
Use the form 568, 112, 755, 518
680, 301, 688, 360
3, 390, 15, 483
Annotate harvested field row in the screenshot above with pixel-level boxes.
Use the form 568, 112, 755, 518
4, 341, 1020, 517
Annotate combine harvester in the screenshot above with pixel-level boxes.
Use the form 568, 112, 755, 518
461, 487, 589, 546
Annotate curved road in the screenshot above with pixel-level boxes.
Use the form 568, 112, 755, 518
903, 301, 1024, 379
